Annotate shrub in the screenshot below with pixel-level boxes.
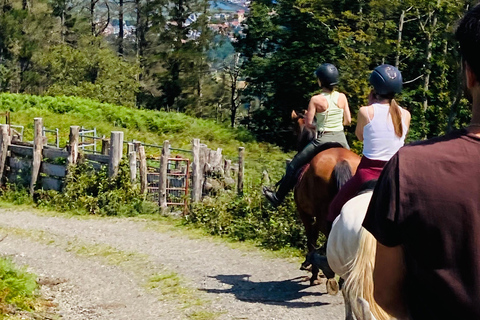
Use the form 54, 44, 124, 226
0, 258, 38, 313
36, 159, 158, 216
185, 189, 309, 251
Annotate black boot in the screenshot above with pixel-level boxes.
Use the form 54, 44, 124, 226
262, 167, 297, 207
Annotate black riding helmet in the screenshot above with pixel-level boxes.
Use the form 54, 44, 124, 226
315, 63, 339, 87
369, 64, 403, 95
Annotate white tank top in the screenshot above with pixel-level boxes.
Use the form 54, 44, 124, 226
362, 103, 406, 161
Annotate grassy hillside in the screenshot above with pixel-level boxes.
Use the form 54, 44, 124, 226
0, 93, 292, 184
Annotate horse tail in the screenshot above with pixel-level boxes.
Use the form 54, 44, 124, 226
343, 228, 391, 320
332, 160, 352, 193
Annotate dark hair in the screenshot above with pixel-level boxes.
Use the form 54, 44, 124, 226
456, 4, 480, 80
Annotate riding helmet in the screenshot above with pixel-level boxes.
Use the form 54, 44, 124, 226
315, 63, 339, 87
369, 64, 403, 95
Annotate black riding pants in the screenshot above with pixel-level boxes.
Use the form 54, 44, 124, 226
287, 131, 350, 176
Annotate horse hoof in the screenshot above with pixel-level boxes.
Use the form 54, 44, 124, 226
310, 278, 323, 286
300, 262, 312, 271
326, 278, 339, 295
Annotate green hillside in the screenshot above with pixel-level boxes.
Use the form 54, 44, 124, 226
0, 93, 291, 183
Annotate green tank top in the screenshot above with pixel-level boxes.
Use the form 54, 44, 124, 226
315, 91, 344, 132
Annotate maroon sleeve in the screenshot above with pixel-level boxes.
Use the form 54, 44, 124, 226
362, 152, 403, 247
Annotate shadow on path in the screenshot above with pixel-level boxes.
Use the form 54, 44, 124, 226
201, 274, 329, 308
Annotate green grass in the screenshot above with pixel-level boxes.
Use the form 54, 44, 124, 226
0, 257, 57, 319
0, 93, 292, 182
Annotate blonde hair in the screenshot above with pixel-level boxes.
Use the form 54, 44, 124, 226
389, 99, 403, 138
344, 228, 392, 320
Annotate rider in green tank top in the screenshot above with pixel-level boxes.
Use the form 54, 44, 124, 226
263, 63, 351, 207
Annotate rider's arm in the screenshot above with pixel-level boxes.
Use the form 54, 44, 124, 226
340, 94, 352, 126
373, 243, 409, 319
306, 95, 326, 129
355, 107, 368, 141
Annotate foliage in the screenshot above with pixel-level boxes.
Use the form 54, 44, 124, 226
33, 37, 141, 108
0, 257, 39, 314
0, 184, 33, 206
236, 0, 475, 148
36, 160, 158, 216
0, 93, 290, 182
186, 190, 312, 251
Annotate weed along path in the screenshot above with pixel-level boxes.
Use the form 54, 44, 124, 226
0, 208, 344, 320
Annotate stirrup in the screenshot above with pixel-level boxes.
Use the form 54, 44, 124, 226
262, 187, 281, 207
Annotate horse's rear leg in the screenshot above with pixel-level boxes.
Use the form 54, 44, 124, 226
342, 288, 354, 320
299, 213, 322, 285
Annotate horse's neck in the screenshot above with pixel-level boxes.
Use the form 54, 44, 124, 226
298, 128, 315, 151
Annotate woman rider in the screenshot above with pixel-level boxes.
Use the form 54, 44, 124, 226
263, 63, 352, 206
327, 64, 411, 229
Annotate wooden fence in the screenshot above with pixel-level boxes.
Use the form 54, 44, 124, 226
0, 118, 245, 212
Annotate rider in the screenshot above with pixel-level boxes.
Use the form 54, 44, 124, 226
263, 63, 351, 207
326, 64, 411, 229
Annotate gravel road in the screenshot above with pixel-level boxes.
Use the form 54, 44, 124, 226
0, 208, 344, 320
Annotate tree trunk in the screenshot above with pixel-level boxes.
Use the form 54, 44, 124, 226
118, 0, 124, 55
447, 85, 463, 133
395, 10, 405, 68
135, 0, 141, 58
91, 0, 96, 36
422, 6, 438, 113
230, 79, 236, 128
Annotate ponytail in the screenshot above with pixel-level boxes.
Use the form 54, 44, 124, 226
389, 99, 403, 137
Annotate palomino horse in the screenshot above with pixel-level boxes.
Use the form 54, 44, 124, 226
309, 183, 391, 320
291, 110, 361, 285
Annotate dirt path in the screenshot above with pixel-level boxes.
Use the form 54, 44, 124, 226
0, 208, 344, 320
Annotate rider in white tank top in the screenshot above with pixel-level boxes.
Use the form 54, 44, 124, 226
362, 103, 407, 161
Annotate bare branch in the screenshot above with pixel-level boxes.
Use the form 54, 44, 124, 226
403, 74, 424, 85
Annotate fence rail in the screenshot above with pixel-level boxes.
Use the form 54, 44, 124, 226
0, 117, 245, 214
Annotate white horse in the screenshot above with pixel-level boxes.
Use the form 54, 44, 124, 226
307, 189, 392, 320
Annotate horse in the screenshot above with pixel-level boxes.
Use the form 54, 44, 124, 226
291, 110, 361, 285
307, 182, 391, 320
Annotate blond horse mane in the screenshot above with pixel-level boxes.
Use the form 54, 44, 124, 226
343, 227, 392, 320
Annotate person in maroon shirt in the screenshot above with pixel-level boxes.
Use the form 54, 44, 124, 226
363, 5, 480, 320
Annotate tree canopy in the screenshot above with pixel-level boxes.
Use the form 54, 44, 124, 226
0, 0, 477, 151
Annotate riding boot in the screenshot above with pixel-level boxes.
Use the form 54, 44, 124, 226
263, 167, 298, 207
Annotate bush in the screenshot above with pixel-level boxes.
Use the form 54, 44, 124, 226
0, 184, 33, 206
185, 189, 309, 251
0, 258, 39, 314
36, 159, 158, 216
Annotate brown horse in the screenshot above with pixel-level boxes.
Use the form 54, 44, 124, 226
291, 110, 361, 285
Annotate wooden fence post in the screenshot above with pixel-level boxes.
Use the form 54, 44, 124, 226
159, 140, 170, 213
30, 118, 43, 195
68, 126, 80, 165
127, 142, 134, 155
199, 144, 208, 196
191, 139, 201, 202
101, 137, 110, 155
0, 125, 10, 186
109, 131, 124, 178
128, 143, 136, 184
136, 143, 147, 194
238, 147, 245, 196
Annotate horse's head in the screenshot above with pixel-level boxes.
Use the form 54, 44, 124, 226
291, 110, 316, 152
